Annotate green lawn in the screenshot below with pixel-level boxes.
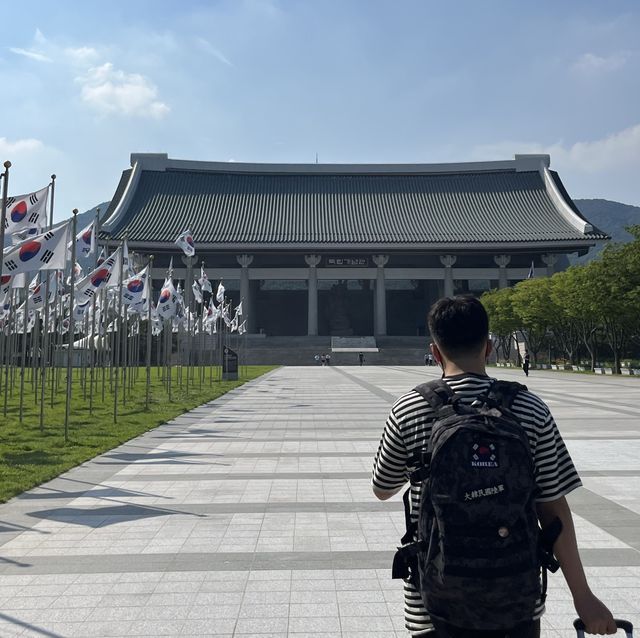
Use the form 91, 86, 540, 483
0, 365, 275, 503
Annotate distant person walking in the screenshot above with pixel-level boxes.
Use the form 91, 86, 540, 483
358, 352, 365, 366
523, 351, 531, 377
325, 353, 331, 366
320, 354, 326, 366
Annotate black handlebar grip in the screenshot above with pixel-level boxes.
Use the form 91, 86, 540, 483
574, 618, 633, 637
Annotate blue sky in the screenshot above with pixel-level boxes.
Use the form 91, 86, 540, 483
2, 0, 640, 220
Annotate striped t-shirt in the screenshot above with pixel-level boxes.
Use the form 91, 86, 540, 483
372, 373, 582, 636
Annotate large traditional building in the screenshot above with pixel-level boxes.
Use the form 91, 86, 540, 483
100, 153, 604, 338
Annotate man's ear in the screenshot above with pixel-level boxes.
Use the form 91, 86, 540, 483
430, 342, 443, 366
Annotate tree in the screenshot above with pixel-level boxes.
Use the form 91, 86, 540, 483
549, 270, 590, 366
551, 265, 601, 371
510, 278, 554, 365
481, 287, 519, 363
576, 229, 639, 373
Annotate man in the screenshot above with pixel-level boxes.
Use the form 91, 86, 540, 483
372, 296, 615, 637
359, 352, 365, 366
523, 351, 531, 377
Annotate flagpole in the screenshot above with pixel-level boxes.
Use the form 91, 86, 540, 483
0, 161, 11, 296
99, 287, 106, 402
0, 162, 11, 405
19, 275, 30, 422
51, 275, 62, 407
3, 291, 15, 416
114, 240, 124, 423
5, 289, 18, 414
64, 211, 78, 442
186, 256, 192, 394
122, 295, 128, 406
144, 255, 153, 410
32, 300, 40, 398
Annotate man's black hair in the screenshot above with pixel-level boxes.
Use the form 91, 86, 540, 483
427, 295, 489, 356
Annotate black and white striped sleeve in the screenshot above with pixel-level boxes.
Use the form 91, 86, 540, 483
372, 403, 409, 491
532, 406, 582, 502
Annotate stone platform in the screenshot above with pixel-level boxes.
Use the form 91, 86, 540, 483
0, 366, 638, 637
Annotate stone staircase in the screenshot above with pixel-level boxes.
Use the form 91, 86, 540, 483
208, 335, 430, 366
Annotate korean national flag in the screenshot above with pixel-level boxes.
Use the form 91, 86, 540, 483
74, 246, 122, 301
2, 222, 70, 276
122, 266, 149, 309
74, 220, 96, 258
175, 229, 196, 257
4, 186, 49, 235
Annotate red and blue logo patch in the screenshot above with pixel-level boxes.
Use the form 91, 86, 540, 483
159, 288, 171, 304
471, 442, 498, 468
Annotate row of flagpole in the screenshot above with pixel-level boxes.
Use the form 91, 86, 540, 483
1, 162, 248, 441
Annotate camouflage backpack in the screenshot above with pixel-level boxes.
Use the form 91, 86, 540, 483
392, 379, 561, 631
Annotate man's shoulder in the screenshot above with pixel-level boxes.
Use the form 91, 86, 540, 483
391, 388, 434, 421
509, 385, 552, 421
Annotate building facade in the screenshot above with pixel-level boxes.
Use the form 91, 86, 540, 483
100, 153, 605, 337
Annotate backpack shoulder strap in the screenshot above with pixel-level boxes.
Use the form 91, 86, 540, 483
413, 379, 457, 412
485, 380, 528, 410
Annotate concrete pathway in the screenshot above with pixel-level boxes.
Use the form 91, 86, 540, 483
0, 366, 639, 637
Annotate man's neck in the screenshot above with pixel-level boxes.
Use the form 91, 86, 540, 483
441, 361, 488, 377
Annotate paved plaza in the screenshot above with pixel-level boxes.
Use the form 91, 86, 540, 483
0, 365, 639, 637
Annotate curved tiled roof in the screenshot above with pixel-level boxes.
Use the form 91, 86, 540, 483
103, 159, 606, 247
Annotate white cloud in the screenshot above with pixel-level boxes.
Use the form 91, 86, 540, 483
65, 46, 99, 65
0, 137, 44, 156
34, 28, 47, 46
9, 47, 52, 63
195, 38, 233, 67
572, 52, 627, 75
77, 63, 170, 119
468, 124, 640, 204
470, 123, 640, 174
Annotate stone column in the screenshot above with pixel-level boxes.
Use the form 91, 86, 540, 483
440, 255, 457, 297
236, 254, 254, 332
493, 254, 511, 289
373, 254, 389, 336
542, 253, 558, 276
305, 254, 321, 336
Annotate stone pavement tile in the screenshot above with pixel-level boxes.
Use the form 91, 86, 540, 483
286, 615, 341, 633
241, 590, 291, 605
46, 620, 134, 636
85, 605, 142, 621
40, 606, 94, 622
340, 614, 395, 632
290, 589, 336, 603
288, 602, 339, 617
234, 616, 288, 633
3, 595, 57, 610
237, 602, 290, 618
0, 623, 25, 637
186, 605, 240, 620
128, 619, 186, 635
289, 578, 336, 591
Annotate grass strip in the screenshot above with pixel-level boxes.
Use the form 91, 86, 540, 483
0, 365, 275, 503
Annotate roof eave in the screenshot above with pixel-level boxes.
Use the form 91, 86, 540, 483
107, 239, 602, 253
